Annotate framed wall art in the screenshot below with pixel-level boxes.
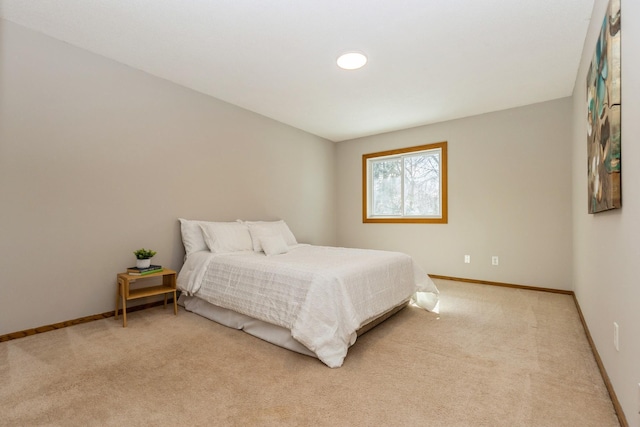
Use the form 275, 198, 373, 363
586, 0, 621, 214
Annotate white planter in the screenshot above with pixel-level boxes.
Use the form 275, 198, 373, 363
136, 258, 151, 268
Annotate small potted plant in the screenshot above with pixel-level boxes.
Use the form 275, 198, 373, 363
133, 248, 157, 268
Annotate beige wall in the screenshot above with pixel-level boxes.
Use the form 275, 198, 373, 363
0, 20, 337, 335
572, 1, 640, 424
336, 98, 573, 290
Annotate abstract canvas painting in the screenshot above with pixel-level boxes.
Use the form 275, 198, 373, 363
586, 0, 621, 214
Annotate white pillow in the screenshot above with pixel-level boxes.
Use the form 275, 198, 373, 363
200, 222, 253, 253
260, 234, 289, 256
245, 220, 298, 252
179, 218, 209, 257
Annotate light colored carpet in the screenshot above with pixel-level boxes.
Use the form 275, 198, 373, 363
0, 280, 619, 426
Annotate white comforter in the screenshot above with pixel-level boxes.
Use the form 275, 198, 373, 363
178, 244, 438, 367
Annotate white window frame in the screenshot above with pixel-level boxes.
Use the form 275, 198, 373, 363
362, 142, 448, 224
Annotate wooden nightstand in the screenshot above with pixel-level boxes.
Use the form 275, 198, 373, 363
115, 268, 178, 327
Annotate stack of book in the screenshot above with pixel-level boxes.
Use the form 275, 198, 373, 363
127, 265, 163, 276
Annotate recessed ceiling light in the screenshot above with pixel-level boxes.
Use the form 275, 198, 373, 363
337, 52, 367, 70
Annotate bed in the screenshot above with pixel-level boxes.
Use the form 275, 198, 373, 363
177, 219, 439, 368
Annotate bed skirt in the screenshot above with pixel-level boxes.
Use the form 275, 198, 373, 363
178, 294, 409, 361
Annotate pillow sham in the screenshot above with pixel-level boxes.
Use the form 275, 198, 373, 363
260, 233, 289, 256
245, 220, 298, 252
178, 218, 209, 257
200, 221, 253, 253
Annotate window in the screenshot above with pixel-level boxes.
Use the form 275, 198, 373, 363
362, 142, 447, 223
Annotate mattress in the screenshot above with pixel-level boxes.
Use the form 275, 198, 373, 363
178, 244, 438, 367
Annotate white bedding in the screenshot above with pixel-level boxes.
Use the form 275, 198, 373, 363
178, 244, 438, 368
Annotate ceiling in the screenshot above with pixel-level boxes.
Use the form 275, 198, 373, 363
0, 0, 594, 142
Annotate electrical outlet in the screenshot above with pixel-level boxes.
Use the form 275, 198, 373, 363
491, 256, 499, 266
464, 255, 470, 264
613, 322, 619, 351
